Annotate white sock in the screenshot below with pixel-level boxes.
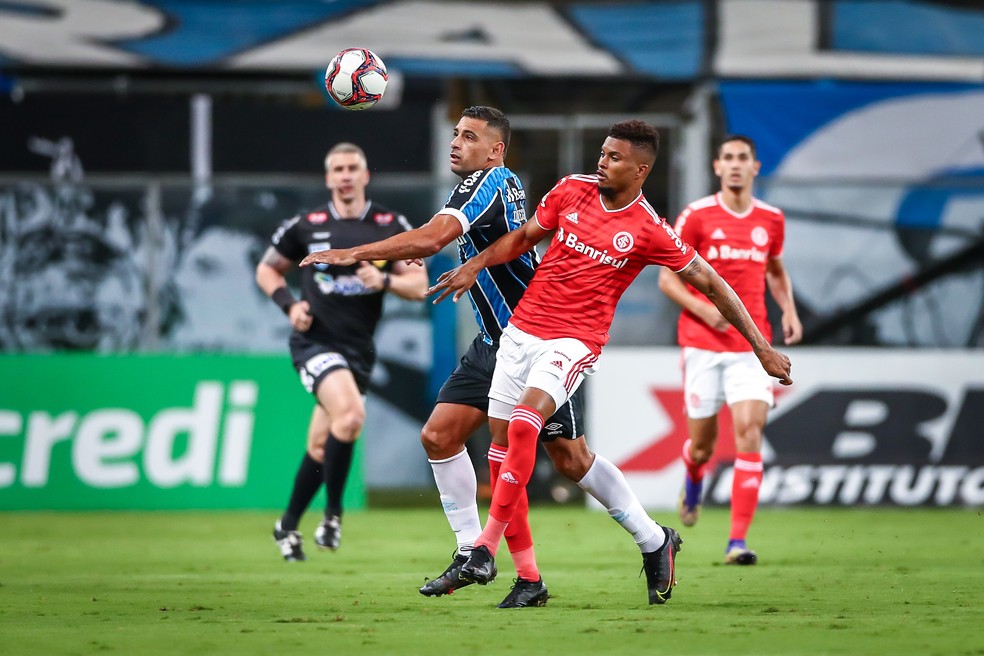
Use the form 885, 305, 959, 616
577, 455, 666, 553
429, 448, 481, 555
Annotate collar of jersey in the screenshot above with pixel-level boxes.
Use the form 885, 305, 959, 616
714, 192, 754, 219
596, 189, 643, 213
328, 199, 372, 221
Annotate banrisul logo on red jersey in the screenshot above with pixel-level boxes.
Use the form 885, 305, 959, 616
555, 226, 629, 269
586, 349, 984, 509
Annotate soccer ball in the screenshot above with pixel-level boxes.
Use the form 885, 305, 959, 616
324, 47, 388, 110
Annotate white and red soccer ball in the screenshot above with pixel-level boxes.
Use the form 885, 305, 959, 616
324, 47, 388, 110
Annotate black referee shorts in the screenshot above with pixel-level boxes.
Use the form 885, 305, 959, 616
289, 332, 373, 397
436, 334, 584, 442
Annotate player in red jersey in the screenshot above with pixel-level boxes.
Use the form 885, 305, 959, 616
429, 121, 792, 604
658, 134, 802, 565
302, 108, 682, 609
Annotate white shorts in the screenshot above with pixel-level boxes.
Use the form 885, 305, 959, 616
488, 324, 598, 420
682, 346, 774, 419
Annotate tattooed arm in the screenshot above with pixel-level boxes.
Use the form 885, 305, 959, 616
677, 255, 793, 385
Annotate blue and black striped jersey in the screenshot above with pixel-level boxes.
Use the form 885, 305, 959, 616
440, 166, 539, 344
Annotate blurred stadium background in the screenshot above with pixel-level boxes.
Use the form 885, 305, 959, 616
1, 0, 982, 514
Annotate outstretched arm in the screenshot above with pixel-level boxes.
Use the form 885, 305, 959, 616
427, 217, 550, 304
678, 255, 793, 385
299, 213, 463, 267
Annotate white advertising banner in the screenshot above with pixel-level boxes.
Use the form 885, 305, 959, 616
586, 348, 984, 509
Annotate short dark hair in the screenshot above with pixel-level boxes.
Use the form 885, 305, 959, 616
462, 105, 511, 150
608, 120, 659, 164
717, 134, 757, 159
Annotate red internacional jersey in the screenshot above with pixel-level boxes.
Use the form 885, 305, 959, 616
510, 175, 696, 354
673, 192, 785, 352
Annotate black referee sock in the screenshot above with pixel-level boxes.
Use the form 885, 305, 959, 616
323, 433, 355, 518
280, 452, 323, 532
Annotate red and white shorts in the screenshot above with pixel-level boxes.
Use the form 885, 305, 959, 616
682, 346, 774, 419
488, 324, 598, 420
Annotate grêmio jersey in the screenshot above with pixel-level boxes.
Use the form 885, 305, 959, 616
511, 174, 696, 354
271, 199, 413, 352
672, 193, 785, 352
439, 166, 538, 344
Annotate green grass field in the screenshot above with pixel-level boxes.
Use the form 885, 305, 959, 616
1, 506, 981, 655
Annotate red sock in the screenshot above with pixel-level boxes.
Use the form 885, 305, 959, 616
730, 452, 763, 541
511, 545, 539, 582
476, 406, 542, 552
488, 444, 536, 576
488, 444, 507, 496
504, 482, 533, 551
682, 438, 707, 483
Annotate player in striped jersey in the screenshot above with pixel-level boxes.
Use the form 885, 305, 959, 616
659, 135, 802, 565
302, 107, 679, 608
429, 120, 793, 604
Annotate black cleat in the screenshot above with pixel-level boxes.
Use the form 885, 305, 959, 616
641, 526, 683, 604
725, 543, 758, 566
459, 545, 497, 585
273, 520, 306, 562
314, 515, 341, 551
497, 577, 549, 608
419, 553, 473, 597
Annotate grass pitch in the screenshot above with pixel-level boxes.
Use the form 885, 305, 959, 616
1, 506, 981, 655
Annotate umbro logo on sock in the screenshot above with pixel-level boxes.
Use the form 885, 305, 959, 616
740, 478, 760, 489
500, 471, 519, 485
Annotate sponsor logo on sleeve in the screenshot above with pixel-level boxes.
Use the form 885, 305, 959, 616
504, 183, 526, 204
659, 222, 688, 254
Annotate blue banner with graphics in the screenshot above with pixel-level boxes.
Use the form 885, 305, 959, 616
719, 81, 984, 347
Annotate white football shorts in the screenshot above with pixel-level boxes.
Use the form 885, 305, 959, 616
488, 324, 598, 420
682, 346, 774, 419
